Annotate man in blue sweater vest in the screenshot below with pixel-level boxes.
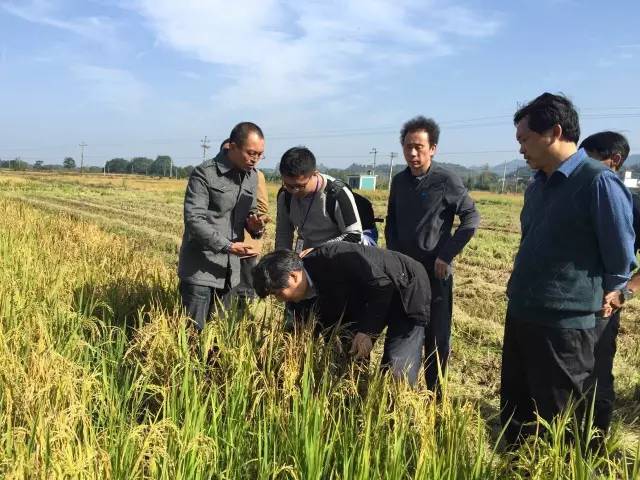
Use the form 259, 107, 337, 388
579, 131, 640, 435
501, 93, 637, 446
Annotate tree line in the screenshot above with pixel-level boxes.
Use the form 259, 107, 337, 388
3, 156, 638, 193
0, 155, 195, 179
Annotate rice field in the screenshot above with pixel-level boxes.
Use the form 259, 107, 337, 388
0, 170, 639, 479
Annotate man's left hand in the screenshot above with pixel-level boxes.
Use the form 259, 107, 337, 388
434, 258, 451, 280
349, 332, 373, 360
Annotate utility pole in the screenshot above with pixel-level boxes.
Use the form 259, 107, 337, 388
201, 136, 210, 161
388, 152, 397, 190
79, 141, 87, 174
501, 158, 507, 193
169, 156, 173, 179
369, 147, 378, 174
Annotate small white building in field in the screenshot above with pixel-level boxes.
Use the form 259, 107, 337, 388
347, 174, 377, 190
623, 171, 639, 191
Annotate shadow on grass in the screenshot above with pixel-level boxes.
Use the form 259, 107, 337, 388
612, 384, 640, 434
477, 395, 504, 444
72, 276, 180, 334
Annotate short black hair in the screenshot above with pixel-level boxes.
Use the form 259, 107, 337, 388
219, 138, 230, 152
229, 122, 264, 148
252, 250, 304, 298
513, 92, 580, 143
278, 146, 316, 177
579, 131, 630, 165
400, 116, 440, 146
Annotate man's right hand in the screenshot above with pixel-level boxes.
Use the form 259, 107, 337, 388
228, 242, 258, 257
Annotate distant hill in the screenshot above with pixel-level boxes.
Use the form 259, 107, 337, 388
489, 159, 528, 176
468, 158, 528, 176
332, 161, 478, 180
483, 154, 640, 173
625, 154, 640, 168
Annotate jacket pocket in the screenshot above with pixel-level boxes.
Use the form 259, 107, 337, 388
208, 184, 235, 213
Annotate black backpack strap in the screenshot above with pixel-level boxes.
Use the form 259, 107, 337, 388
324, 179, 342, 225
277, 186, 292, 213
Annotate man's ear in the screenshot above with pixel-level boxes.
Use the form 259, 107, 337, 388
611, 153, 623, 170
290, 270, 303, 286
551, 124, 563, 142
291, 269, 308, 292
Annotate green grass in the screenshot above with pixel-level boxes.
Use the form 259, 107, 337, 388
0, 170, 639, 479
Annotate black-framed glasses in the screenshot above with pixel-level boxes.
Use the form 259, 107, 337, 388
282, 176, 312, 192
243, 149, 264, 161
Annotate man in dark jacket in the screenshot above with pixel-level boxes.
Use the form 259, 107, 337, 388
580, 131, 640, 434
385, 115, 480, 391
178, 122, 267, 330
252, 243, 431, 385
502, 94, 636, 446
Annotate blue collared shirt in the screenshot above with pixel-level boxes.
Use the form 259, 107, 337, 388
534, 148, 637, 292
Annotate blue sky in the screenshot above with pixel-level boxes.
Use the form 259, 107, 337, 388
1, 0, 639, 169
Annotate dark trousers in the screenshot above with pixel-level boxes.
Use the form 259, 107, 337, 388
586, 311, 620, 433
424, 271, 453, 390
179, 281, 230, 331
288, 292, 425, 386
500, 314, 596, 446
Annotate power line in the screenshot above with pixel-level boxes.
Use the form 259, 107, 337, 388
2, 109, 640, 153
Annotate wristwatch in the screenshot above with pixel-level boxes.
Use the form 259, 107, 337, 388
621, 287, 635, 304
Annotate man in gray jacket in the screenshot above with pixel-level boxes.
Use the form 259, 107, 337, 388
178, 122, 267, 330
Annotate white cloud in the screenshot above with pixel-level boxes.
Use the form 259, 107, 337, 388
132, 0, 502, 108
597, 44, 640, 68
1, 0, 122, 51
71, 65, 148, 113
616, 44, 640, 60
180, 71, 201, 80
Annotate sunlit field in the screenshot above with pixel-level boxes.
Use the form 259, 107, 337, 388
0, 170, 639, 479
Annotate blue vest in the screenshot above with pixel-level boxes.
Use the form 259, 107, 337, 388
507, 158, 606, 317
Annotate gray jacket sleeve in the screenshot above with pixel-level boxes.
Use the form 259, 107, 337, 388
275, 190, 295, 250
183, 167, 231, 253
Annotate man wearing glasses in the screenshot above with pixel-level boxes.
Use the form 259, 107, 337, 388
275, 146, 363, 325
178, 122, 267, 330
275, 146, 363, 252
